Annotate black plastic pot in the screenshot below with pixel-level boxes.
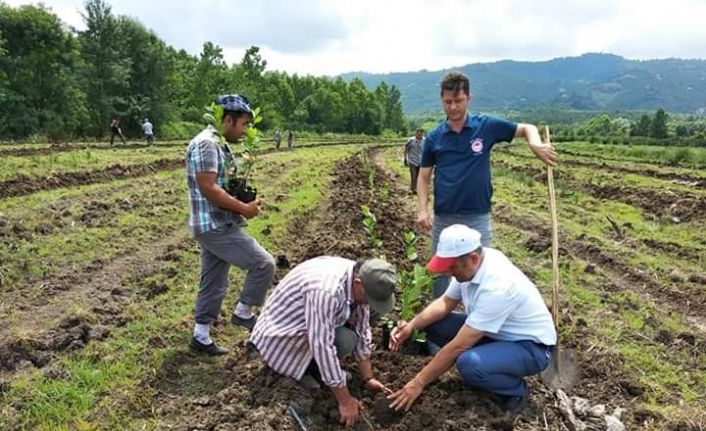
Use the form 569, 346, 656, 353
381, 320, 395, 351
227, 177, 257, 203
404, 338, 429, 356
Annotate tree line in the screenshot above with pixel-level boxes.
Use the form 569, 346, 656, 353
0, 0, 407, 141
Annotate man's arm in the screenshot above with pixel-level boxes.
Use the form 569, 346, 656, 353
416, 167, 433, 230
196, 172, 259, 218
390, 295, 457, 351
388, 324, 484, 411
304, 290, 361, 426
515, 123, 557, 166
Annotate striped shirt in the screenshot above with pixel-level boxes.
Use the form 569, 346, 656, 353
185, 126, 234, 236
250, 256, 372, 388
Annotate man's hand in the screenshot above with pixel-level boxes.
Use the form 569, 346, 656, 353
416, 211, 432, 231
388, 377, 424, 411
338, 396, 362, 427
389, 321, 413, 352
238, 198, 261, 219
365, 378, 393, 394
530, 143, 557, 167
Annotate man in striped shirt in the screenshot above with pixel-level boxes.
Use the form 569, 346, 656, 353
251, 256, 397, 427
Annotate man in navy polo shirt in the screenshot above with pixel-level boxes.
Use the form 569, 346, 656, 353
417, 72, 556, 299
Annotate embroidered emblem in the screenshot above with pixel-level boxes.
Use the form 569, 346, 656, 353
471, 138, 484, 153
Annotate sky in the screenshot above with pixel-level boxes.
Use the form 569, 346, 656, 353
7, 0, 706, 76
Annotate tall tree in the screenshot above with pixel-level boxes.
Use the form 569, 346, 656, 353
78, 0, 132, 137
116, 16, 171, 135
650, 108, 668, 139
0, 4, 87, 138
630, 114, 652, 136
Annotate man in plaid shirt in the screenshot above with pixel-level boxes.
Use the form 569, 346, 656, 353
186, 94, 275, 356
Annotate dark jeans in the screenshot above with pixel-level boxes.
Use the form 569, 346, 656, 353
409, 164, 420, 193
426, 312, 553, 397
110, 127, 126, 145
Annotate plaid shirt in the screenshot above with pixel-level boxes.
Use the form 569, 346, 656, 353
250, 256, 373, 388
185, 125, 234, 235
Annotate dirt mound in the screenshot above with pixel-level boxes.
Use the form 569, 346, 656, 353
0, 315, 99, 373
0, 158, 183, 199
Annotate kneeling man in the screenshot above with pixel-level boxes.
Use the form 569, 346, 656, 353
389, 225, 556, 413
251, 256, 397, 426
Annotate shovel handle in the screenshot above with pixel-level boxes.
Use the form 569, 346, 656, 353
544, 127, 561, 330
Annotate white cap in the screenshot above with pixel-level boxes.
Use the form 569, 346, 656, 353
427, 224, 482, 272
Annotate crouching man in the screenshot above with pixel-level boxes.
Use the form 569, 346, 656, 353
388, 225, 556, 414
251, 256, 398, 427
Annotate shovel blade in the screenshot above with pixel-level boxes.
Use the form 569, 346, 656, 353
541, 347, 580, 390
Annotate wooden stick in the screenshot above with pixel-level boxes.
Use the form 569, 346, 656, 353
545, 127, 560, 326
545, 126, 562, 375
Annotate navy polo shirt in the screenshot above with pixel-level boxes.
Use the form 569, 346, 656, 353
421, 115, 517, 215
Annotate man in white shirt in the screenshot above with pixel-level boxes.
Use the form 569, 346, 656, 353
388, 224, 556, 414
142, 118, 154, 145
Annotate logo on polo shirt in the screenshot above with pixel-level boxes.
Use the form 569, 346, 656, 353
470, 138, 484, 154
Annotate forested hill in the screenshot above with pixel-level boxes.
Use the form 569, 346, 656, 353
341, 53, 706, 114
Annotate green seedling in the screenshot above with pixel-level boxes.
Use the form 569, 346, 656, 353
361, 205, 383, 250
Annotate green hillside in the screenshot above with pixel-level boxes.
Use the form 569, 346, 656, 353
341, 53, 706, 114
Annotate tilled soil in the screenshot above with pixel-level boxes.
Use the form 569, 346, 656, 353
0, 142, 393, 199
492, 159, 706, 222
0, 158, 184, 199
493, 202, 706, 323
557, 148, 706, 171
0, 142, 184, 158
500, 147, 706, 189
0, 234, 194, 377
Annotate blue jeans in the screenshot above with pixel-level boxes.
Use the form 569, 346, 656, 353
431, 212, 493, 298
426, 312, 553, 398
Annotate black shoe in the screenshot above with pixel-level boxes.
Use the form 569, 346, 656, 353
496, 389, 529, 413
231, 314, 257, 331
188, 337, 229, 356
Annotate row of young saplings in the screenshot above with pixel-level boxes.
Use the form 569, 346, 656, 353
361, 205, 431, 355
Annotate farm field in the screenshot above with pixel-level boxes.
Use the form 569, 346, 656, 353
0, 139, 704, 430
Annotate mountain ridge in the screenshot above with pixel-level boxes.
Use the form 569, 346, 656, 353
340, 53, 706, 114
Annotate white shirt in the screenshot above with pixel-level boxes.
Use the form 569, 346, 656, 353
445, 247, 557, 346
142, 121, 153, 135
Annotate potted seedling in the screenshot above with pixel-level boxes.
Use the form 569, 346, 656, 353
203, 102, 263, 203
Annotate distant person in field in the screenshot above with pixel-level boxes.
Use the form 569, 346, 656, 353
274, 129, 282, 150
388, 225, 556, 414
185, 94, 275, 356
404, 128, 426, 194
287, 130, 294, 150
142, 118, 154, 146
109, 116, 126, 145
417, 71, 557, 300
251, 256, 397, 427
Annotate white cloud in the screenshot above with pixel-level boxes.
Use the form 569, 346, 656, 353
6, 0, 706, 75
